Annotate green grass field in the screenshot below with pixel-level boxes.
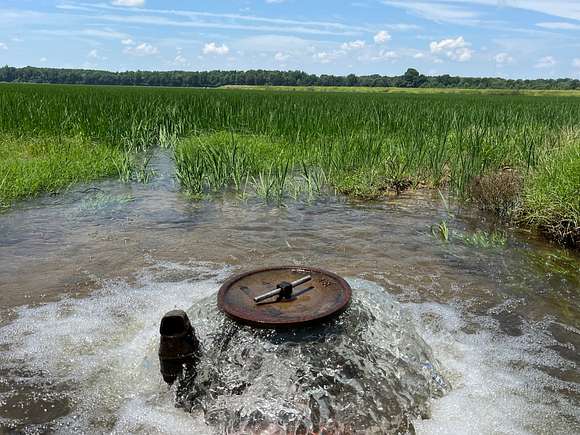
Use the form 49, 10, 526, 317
0, 83, 578, 246
221, 84, 580, 97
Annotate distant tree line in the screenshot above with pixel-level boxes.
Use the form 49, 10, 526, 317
1, 66, 579, 90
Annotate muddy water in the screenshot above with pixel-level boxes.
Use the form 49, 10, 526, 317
0, 152, 578, 434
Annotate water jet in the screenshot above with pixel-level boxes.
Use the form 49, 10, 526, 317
158, 267, 447, 433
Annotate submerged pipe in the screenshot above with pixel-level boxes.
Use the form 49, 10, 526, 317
158, 310, 200, 385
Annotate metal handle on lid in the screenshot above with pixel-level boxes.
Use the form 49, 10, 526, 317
253, 275, 312, 303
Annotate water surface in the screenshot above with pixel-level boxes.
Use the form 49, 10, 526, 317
0, 152, 578, 433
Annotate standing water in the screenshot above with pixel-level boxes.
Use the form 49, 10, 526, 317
0, 152, 578, 434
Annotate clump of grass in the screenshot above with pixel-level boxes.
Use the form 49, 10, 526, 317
174, 133, 294, 201
333, 166, 415, 200
0, 135, 124, 206
430, 222, 507, 248
334, 168, 390, 200
520, 142, 580, 247
113, 152, 155, 184
431, 220, 450, 241
470, 168, 522, 218
289, 164, 331, 201
78, 192, 135, 211
114, 152, 134, 183
458, 230, 507, 248
133, 154, 156, 183
174, 141, 205, 197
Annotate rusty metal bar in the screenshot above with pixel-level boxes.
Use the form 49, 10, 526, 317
253, 275, 312, 303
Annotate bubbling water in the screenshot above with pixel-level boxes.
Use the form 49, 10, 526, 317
177, 277, 448, 433
0, 262, 448, 434
1, 259, 577, 434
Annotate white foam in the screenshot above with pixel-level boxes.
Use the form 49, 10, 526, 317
408, 302, 579, 435
0, 261, 233, 434
1, 266, 577, 434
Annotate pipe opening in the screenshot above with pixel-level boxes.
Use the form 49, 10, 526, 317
160, 310, 189, 336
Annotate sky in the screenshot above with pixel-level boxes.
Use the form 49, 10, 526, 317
1, 0, 580, 79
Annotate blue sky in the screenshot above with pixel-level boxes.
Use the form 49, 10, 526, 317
1, 0, 580, 78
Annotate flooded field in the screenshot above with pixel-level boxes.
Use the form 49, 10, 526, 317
0, 152, 578, 434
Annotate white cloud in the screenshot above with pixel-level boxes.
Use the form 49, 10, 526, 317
312, 50, 345, 64
0, 42, 7, 50
572, 58, 580, 68
121, 38, 134, 45
174, 54, 187, 65
535, 56, 556, 68
494, 52, 514, 66
39, 57, 47, 62
430, 36, 473, 62
123, 42, 158, 56
111, 0, 145, 6
536, 22, 580, 30
313, 52, 333, 63
203, 42, 229, 55
87, 4, 361, 36
266, 0, 286, 3
87, 49, 106, 61
82, 28, 128, 39
413, 52, 425, 59
452, 48, 473, 62
274, 52, 290, 62
383, 1, 480, 25
236, 35, 311, 52
340, 40, 366, 50
385, 24, 420, 31
430, 36, 466, 53
374, 30, 391, 44
384, 0, 580, 23
371, 49, 399, 62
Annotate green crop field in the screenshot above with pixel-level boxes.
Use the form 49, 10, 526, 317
221, 84, 580, 97
0, 83, 578, 246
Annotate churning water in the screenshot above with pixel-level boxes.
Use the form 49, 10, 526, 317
0, 152, 578, 434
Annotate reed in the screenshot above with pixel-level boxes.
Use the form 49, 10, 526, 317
0, 83, 578, 245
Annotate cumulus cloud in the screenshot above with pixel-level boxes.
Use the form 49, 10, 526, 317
374, 30, 391, 44
121, 38, 134, 46
340, 40, 366, 50
535, 56, 556, 68
203, 42, 229, 55
123, 42, 158, 56
312, 50, 344, 64
494, 52, 514, 66
274, 52, 290, 62
429, 36, 473, 62
111, 0, 145, 6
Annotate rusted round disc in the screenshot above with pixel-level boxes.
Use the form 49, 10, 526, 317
217, 266, 351, 328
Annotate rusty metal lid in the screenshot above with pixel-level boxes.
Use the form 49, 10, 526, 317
217, 266, 352, 328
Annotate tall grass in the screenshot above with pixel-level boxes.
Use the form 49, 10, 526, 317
520, 141, 580, 245
0, 134, 124, 207
0, 83, 578, 245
